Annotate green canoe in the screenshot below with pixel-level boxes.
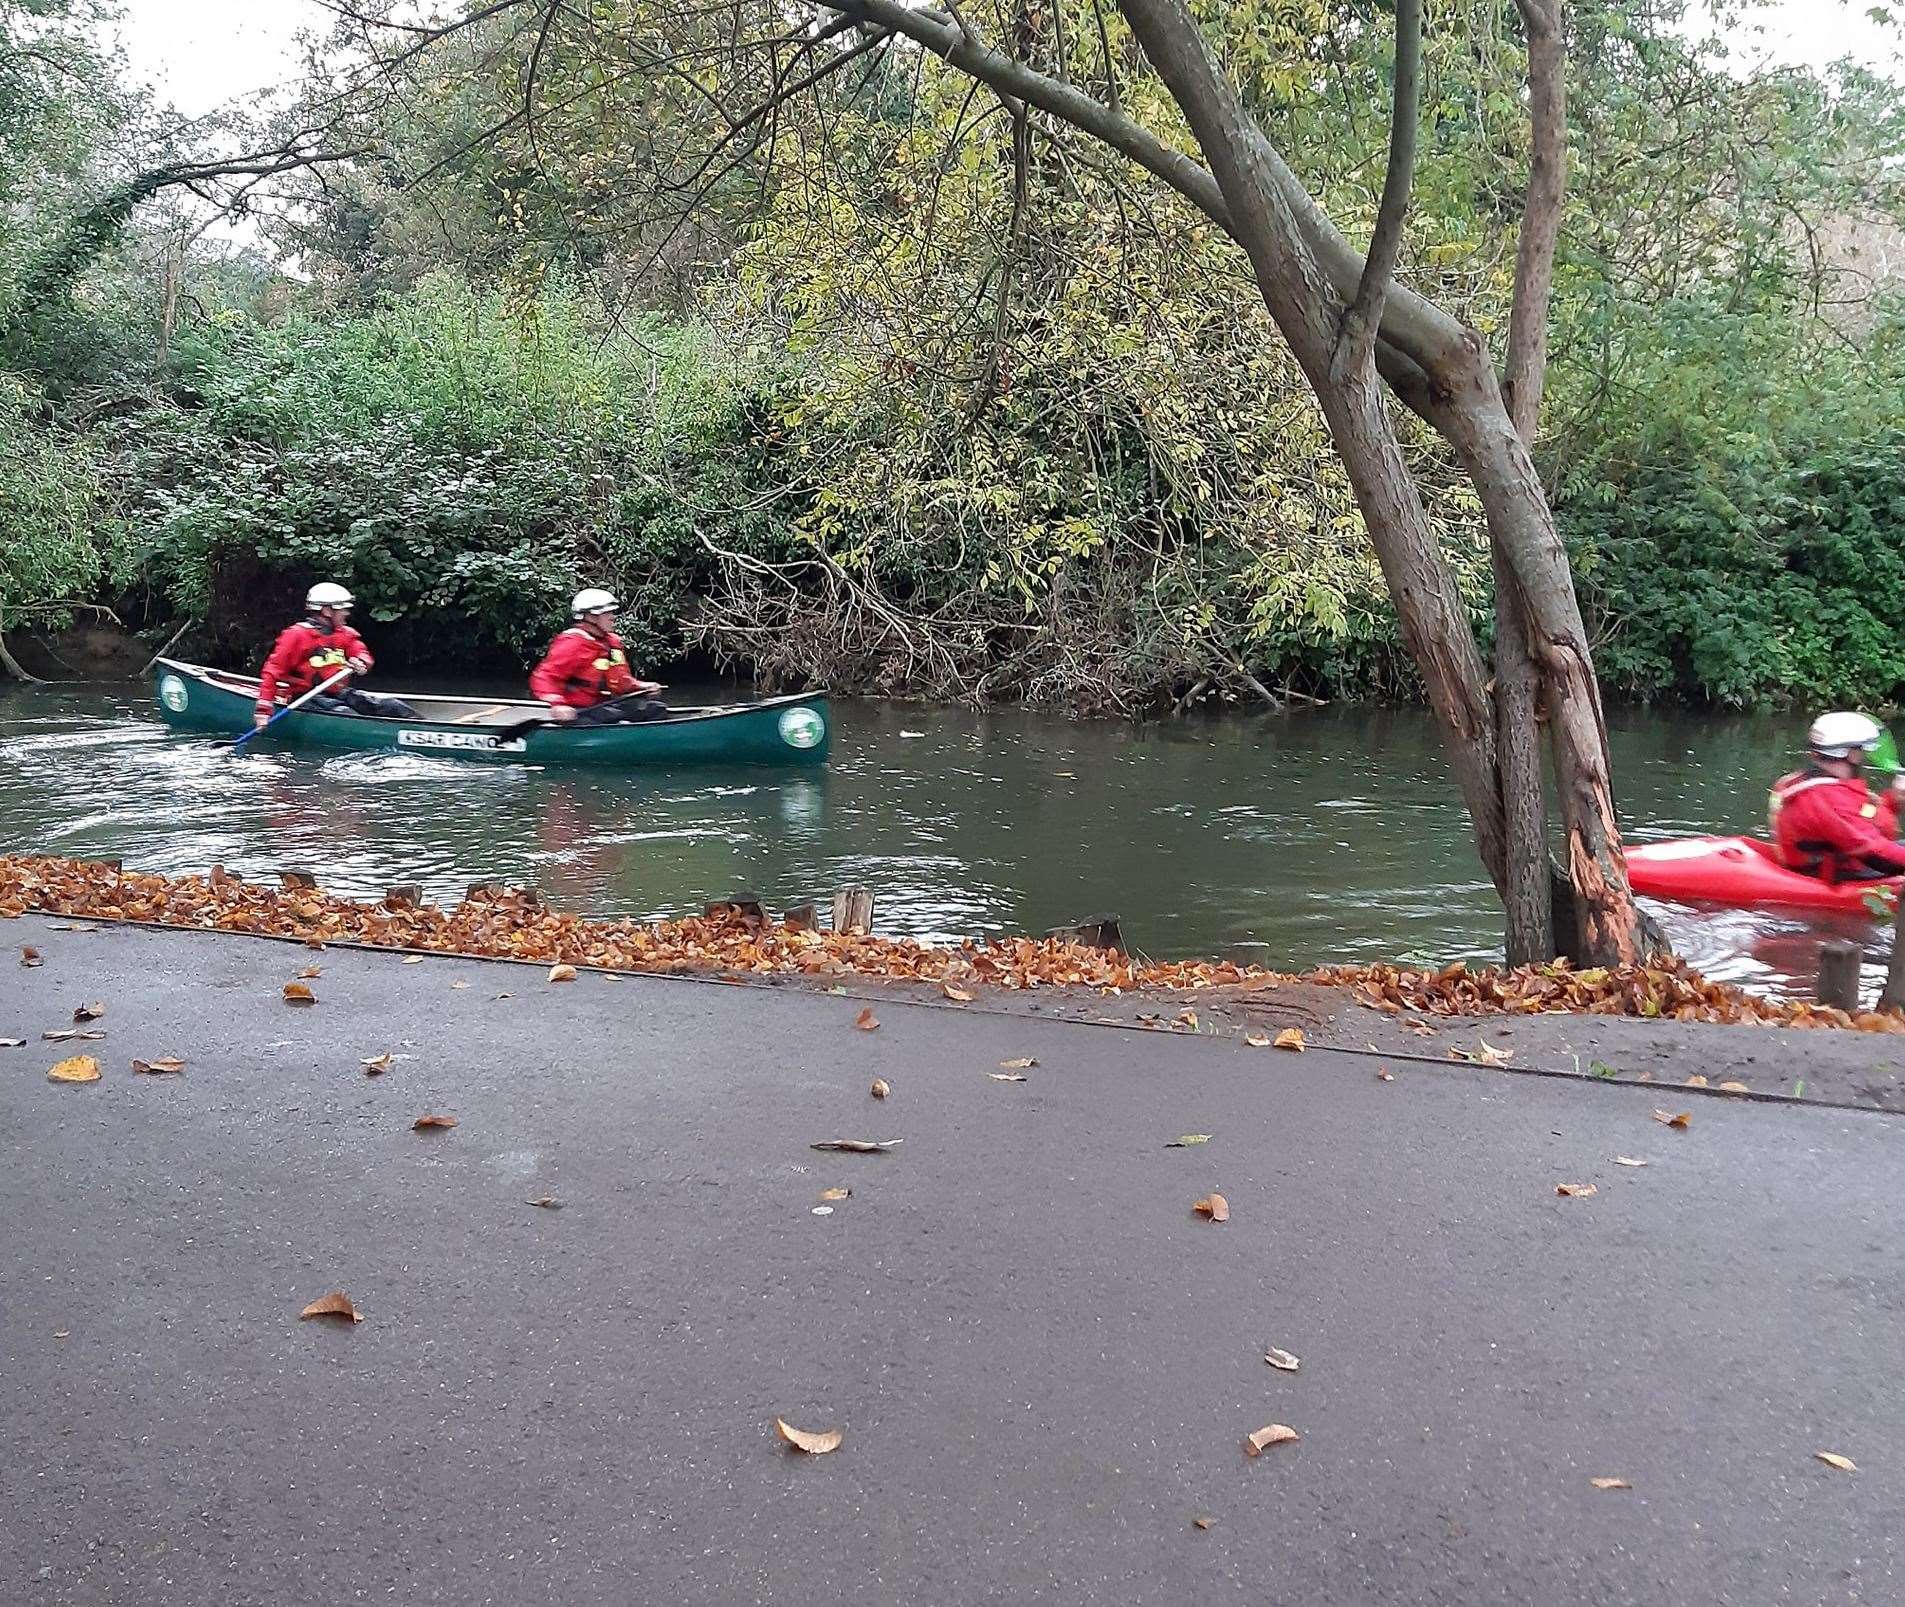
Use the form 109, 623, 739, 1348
152, 658, 830, 767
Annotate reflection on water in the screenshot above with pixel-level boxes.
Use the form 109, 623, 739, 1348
0, 680, 1885, 996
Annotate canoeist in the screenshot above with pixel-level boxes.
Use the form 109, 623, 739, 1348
528, 589, 666, 725
1768, 711, 1905, 883
251, 583, 418, 730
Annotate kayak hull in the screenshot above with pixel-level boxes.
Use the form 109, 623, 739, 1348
1625, 835, 1901, 916
152, 659, 830, 768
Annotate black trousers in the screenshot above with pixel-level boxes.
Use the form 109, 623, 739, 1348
572, 698, 669, 726
307, 689, 420, 720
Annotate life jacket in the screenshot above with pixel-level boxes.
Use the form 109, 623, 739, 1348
555, 626, 631, 702
1769, 768, 1890, 875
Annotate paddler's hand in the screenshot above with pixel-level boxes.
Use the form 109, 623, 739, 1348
253, 710, 272, 731
346, 656, 370, 675
547, 704, 577, 723
634, 680, 662, 695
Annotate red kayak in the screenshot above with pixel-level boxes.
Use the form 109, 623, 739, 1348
1625, 835, 1903, 916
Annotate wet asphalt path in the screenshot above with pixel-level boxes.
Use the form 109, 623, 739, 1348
3, 917, 1901, 1606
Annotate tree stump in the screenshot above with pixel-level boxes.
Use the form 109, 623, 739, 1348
1881, 897, 1905, 1013
1816, 939, 1864, 1011
832, 887, 875, 935
384, 884, 424, 910
1047, 914, 1125, 953
279, 870, 318, 890
706, 894, 766, 923
784, 904, 818, 932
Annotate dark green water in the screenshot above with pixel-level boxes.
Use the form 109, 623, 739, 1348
0, 680, 1881, 995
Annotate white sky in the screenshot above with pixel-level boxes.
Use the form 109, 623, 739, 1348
113, 0, 1905, 122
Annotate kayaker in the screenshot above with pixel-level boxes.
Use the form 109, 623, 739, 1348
251, 583, 418, 729
1768, 711, 1905, 882
528, 589, 666, 725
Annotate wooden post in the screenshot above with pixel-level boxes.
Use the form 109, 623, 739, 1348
1816, 939, 1864, 1011
279, 870, 318, 891
384, 885, 423, 910
705, 894, 766, 923
832, 887, 875, 935
464, 880, 500, 901
1881, 897, 1905, 1012
1047, 914, 1125, 953
784, 904, 818, 932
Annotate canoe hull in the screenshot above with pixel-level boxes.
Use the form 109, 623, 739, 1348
1625, 835, 1900, 916
152, 660, 830, 767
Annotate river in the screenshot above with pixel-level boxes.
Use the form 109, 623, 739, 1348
0, 679, 1884, 997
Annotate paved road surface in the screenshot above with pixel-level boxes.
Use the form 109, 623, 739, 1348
3, 918, 1901, 1605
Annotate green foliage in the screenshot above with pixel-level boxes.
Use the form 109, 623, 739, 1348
0, 374, 109, 618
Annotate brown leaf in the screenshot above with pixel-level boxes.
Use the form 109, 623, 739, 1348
296, 964, 323, 979
1717, 1080, 1749, 1093
1193, 1193, 1230, 1223
361, 1052, 392, 1075
1652, 1109, 1692, 1129
1264, 1347, 1301, 1372
46, 1054, 100, 1083
870, 1077, 891, 1099
282, 981, 316, 1005
41, 1028, 104, 1042
1614, 1156, 1648, 1167
1377, 1068, 1395, 1082
1684, 1074, 1708, 1088
1243, 1423, 1299, 1456
525, 1196, 562, 1210
942, 984, 975, 1002
1243, 1031, 1272, 1048
999, 1057, 1037, 1069
818, 1187, 852, 1201
131, 1056, 185, 1075
412, 1113, 459, 1131
401, 955, 423, 965
1815, 1451, 1857, 1472
1273, 1027, 1305, 1052
21, 945, 43, 967
854, 1006, 879, 1031
451, 980, 471, 991
1165, 1133, 1212, 1147
547, 963, 578, 982
1176, 1008, 1201, 1031
298, 1291, 362, 1323
810, 1138, 901, 1154
1555, 1183, 1598, 1198
72, 1000, 105, 1022
1192, 1516, 1214, 1531
1589, 1477, 1631, 1491
0, 1037, 23, 1048
774, 1418, 843, 1455
987, 1071, 1028, 1082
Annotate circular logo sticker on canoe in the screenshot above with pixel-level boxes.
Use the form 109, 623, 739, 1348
778, 706, 825, 750
158, 673, 189, 714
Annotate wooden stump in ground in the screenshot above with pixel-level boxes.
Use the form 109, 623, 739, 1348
1047, 914, 1125, 953
384, 884, 424, 910
464, 880, 500, 902
832, 887, 875, 936
1882, 897, 1905, 1012
705, 894, 766, 923
280, 870, 318, 890
784, 904, 818, 932
1816, 939, 1864, 1011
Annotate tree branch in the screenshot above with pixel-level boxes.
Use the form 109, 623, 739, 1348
1503, 0, 1566, 446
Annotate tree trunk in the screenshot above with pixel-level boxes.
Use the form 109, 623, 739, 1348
1492, 553, 1552, 963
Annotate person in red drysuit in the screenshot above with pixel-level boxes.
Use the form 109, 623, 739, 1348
1768, 711, 1905, 882
528, 588, 666, 726
252, 582, 417, 729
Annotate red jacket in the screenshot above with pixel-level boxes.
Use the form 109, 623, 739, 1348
255, 620, 372, 713
529, 626, 637, 708
1769, 767, 1905, 880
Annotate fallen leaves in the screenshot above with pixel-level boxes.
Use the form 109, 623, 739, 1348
0, 1037, 23, 1048
999, 1057, 1037, 1069
1652, 1109, 1692, 1129
282, 981, 316, 1006
986, 1071, 1027, 1082
20, 945, 42, 966
1376, 1068, 1395, 1081
1815, 1451, 1857, 1472
1193, 1193, 1230, 1223
1448, 1037, 1513, 1067
296, 964, 323, 979
774, 1418, 843, 1455
547, 963, 578, 982
1264, 1347, 1300, 1372
1192, 1516, 1214, 1530
401, 954, 423, 965
412, 1114, 459, 1131
361, 1053, 392, 1075
1243, 1423, 1299, 1456
1718, 1080, 1750, 1094
942, 983, 975, 1002
131, 1056, 185, 1075
810, 1138, 901, 1153
42, 1028, 104, 1042
1589, 1477, 1631, 1491
1166, 1134, 1212, 1147
72, 1000, 105, 1022
854, 1007, 879, 1031
1243, 1031, 1272, 1048
46, 1054, 100, 1083
1272, 1027, 1306, 1052
818, 1187, 852, 1201
1614, 1155, 1648, 1167
525, 1196, 562, 1210
299, 1292, 362, 1323
1555, 1183, 1598, 1198
870, 1077, 891, 1099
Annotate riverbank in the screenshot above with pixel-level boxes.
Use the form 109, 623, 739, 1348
4, 913, 1901, 1606
6, 854, 1905, 1110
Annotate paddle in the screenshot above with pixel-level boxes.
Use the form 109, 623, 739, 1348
495, 685, 667, 742
230, 666, 353, 753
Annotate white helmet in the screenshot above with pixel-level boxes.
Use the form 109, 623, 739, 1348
571, 587, 618, 618
306, 582, 354, 611
1807, 711, 1882, 758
